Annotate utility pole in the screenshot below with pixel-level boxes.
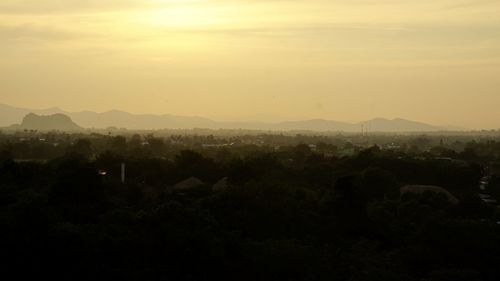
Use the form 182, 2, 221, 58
121, 162, 126, 184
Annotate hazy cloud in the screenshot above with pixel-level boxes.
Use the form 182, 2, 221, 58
0, 0, 150, 14
0, 24, 74, 41
1, 0, 500, 128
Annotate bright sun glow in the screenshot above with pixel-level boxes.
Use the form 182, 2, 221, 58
143, 4, 227, 28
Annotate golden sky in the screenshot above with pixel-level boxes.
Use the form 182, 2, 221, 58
1, 0, 499, 128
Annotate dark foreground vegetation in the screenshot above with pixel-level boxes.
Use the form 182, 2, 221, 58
2, 130, 500, 280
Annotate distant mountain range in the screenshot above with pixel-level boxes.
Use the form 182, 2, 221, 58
0, 103, 464, 132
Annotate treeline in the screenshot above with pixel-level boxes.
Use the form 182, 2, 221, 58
2, 135, 500, 280
3, 131, 500, 163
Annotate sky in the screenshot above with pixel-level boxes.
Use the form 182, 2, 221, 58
0, 0, 499, 129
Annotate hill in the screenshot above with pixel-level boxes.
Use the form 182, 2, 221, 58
12, 113, 83, 131
356, 118, 453, 132
0, 103, 462, 132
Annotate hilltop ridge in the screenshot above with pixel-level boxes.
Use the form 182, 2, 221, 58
9, 112, 83, 131
0, 103, 463, 132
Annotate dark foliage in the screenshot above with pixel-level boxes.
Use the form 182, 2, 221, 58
1, 132, 499, 280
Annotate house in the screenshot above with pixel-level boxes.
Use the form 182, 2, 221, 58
172, 177, 204, 190
479, 194, 498, 205
400, 185, 459, 204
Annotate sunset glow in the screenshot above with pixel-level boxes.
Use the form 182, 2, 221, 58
1, 0, 500, 128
